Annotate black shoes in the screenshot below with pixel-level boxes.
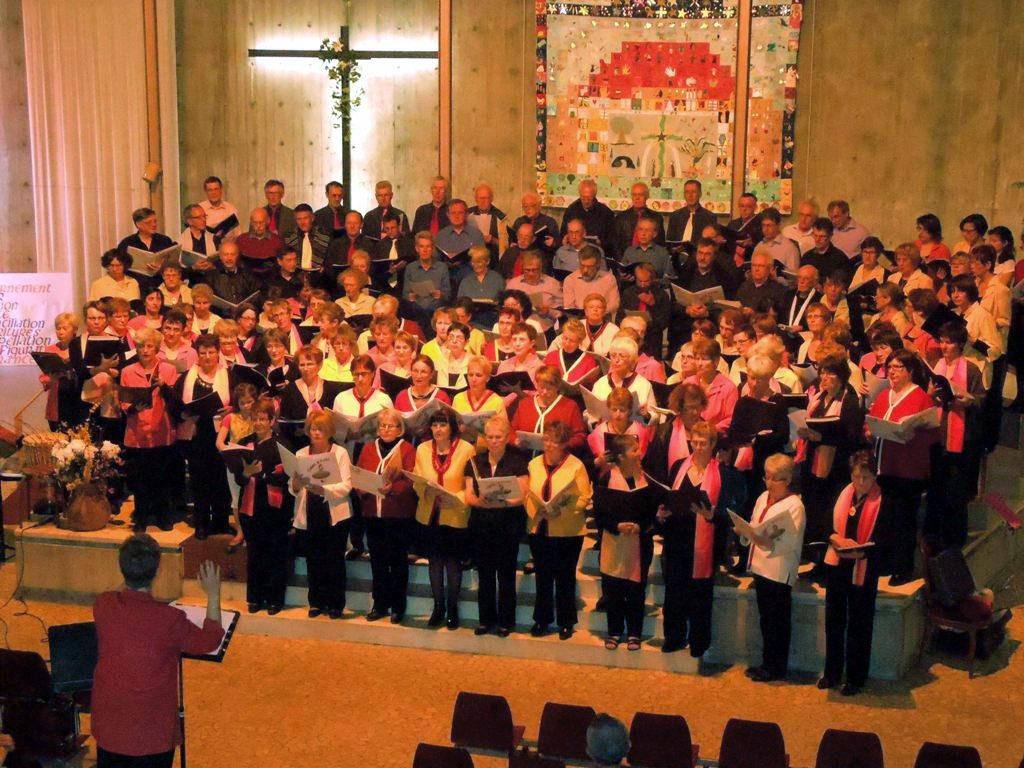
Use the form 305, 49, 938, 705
328, 608, 343, 620
308, 607, 323, 618
530, 622, 548, 637
390, 613, 404, 624
446, 614, 460, 630
345, 548, 366, 561
475, 625, 494, 636
266, 605, 282, 616
247, 603, 262, 614
888, 572, 915, 587
841, 682, 863, 696
746, 666, 783, 682
661, 640, 686, 654
428, 607, 446, 627
366, 607, 387, 622
158, 521, 174, 532
817, 676, 839, 690
194, 528, 208, 541
558, 627, 574, 641
496, 627, 511, 638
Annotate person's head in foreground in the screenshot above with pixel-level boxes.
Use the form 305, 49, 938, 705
586, 713, 630, 766
120, 533, 161, 590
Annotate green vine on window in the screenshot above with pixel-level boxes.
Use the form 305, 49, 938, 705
319, 38, 362, 127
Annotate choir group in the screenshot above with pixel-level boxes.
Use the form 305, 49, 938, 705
34, 174, 1024, 696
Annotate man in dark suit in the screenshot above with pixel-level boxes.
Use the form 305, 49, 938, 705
727, 192, 763, 261
802, 217, 850, 283
466, 183, 509, 262
558, 179, 615, 257
667, 179, 718, 249
612, 182, 666, 260
313, 181, 346, 239
736, 250, 786, 315
263, 178, 296, 237
363, 179, 409, 239
374, 213, 416, 294
781, 265, 823, 333
411, 176, 450, 235
202, 240, 259, 309
618, 262, 671, 358
326, 211, 377, 269
285, 204, 331, 289
264, 247, 304, 300
670, 237, 738, 354
510, 192, 559, 260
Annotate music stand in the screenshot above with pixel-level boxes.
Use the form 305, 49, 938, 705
173, 602, 241, 768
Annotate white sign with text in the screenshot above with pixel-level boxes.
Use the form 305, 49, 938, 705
0, 273, 74, 365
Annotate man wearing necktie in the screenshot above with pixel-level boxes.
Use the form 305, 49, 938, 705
363, 180, 409, 238
412, 176, 450, 235
285, 204, 330, 290
314, 181, 346, 239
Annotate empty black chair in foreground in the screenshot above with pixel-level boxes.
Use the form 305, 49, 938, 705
914, 742, 982, 768
814, 728, 884, 768
718, 718, 788, 768
537, 702, 597, 762
413, 742, 474, 768
450, 691, 525, 755
508, 751, 565, 767
628, 711, 698, 768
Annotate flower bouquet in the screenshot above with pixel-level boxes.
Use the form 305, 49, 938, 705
50, 424, 123, 531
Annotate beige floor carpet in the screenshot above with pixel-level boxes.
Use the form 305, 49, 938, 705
1, 558, 1023, 768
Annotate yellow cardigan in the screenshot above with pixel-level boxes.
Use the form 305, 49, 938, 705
413, 439, 476, 528
525, 454, 593, 537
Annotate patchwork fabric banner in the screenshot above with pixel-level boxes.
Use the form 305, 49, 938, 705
535, 0, 801, 215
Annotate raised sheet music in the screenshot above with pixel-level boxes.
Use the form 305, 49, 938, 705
171, 602, 240, 662
402, 469, 463, 506
477, 475, 523, 505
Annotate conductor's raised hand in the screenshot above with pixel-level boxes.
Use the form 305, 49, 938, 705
198, 561, 221, 597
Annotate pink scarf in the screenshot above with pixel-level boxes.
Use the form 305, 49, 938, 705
672, 457, 721, 579
823, 483, 881, 586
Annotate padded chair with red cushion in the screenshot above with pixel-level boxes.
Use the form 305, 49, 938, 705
450, 692, 525, 755
814, 728, 884, 768
536, 702, 597, 762
913, 742, 982, 768
628, 712, 699, 768
718, 718, 788, 768
413, 742, 474, 768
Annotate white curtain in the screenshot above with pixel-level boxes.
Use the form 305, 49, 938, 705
22, 0, 150, 306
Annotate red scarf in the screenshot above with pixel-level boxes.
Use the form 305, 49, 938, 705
428, 440, 456, 526
823, 483, 881, 586
934, 357, 967, 453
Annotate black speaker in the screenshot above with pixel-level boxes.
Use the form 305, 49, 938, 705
48, 622, 98, 694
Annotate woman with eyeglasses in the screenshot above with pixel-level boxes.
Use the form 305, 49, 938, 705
464, 415, 529, 637
412, 409, 476, 629
355, 408, 417, 623
656, 421, 725, 657
290, 410, 353, 619
739, 453, 805, 682
525, 420, 593, 641
819, 450, 886, 697
277, 345, 346, 452
866, 349, 939, 585
393, 354, 452, 416
795, 353, 865, 578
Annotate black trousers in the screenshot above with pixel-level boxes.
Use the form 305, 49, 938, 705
530, 535, 584, 629
306, 514, 348, 611
365, 516, 413, 615
244, 507, 292, 608
925, 449, 976, 550
348, 490, 366, 550
125, 445, 177, 527
824, 562, 879, 687
801, 471, 846, 562
753, 575, 793, 676
980, 356, 1007, 453
97, 747, 174, 768
877, 476, 925, 577
185, 436, 231, 533
474, 524, 522, 629
602, 537, 653, 638
661, 552, 714, 657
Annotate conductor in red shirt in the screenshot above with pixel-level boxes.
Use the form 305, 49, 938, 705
92, 535, 224, 767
